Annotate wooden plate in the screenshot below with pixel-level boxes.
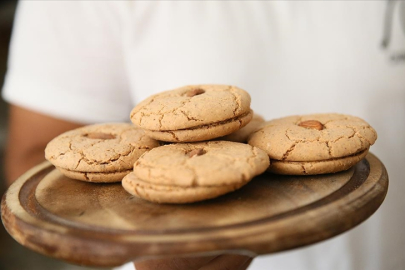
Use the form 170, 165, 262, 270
1, 153, 388, 267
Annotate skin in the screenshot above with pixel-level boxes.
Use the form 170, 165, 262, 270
4, 105, 84, 186
4, 104, 254, 269
134, 254, 253, 270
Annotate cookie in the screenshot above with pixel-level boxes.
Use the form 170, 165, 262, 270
130, 85, 253, 142
248, 113, 377, 175
220, 113, 265, 143
45, 123, 160, 182
122, 141, 270, 203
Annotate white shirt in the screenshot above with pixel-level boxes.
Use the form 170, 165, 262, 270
3, 1, 405, 270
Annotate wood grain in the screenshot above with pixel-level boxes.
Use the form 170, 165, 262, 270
1, 153, 388, 267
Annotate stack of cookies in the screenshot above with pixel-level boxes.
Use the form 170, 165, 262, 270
129, 85, 254, 142
44, 123, 161, 183
45, 85, 270, 204
123, 85, 270, 203
44, 84, 378, 204
248, 114, 377, 175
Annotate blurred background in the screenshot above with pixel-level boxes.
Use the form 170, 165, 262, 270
0, 2, 108, 269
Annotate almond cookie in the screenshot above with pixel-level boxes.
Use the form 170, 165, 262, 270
45, 123, 160, 182
130, 85, 253, 142
248, 113, 377, 175
220, 113, 265, 143
122, 141, 270, 204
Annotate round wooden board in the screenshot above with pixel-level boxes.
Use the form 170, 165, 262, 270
1, 153, 388, 267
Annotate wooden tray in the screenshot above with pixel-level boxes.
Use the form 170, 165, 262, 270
1, 153, 388, 267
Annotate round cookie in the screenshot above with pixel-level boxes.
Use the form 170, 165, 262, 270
248, 113, 377, 175
130, 85, 253, 142
45, 123, 160, 182
122, 141, 270, 204
220, 113, 265, 143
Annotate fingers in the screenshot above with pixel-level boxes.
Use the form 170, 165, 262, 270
134, 253, 253, 270
198, 254, 253, 270
238, 257, 254, 270
134, 255, 216, 270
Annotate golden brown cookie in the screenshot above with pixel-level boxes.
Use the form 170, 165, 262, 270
122, 141, 270, 203
130, 85, 253, 142
248, 113, 377, 175
45, 123, 160, 182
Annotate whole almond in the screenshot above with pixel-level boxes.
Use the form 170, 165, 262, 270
187, 148, 206, 157
298, 120, 324, 130
186, 88, 205, 97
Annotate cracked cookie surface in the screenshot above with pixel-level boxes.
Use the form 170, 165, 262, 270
130, 85, 252, 142
248, 113, 377, 175
45, 123, 160, 182
122, 141, 270, 203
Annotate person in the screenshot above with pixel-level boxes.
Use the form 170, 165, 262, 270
2, 1, 405, 270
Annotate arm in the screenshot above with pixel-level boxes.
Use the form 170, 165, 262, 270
4, 104, 83, 186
